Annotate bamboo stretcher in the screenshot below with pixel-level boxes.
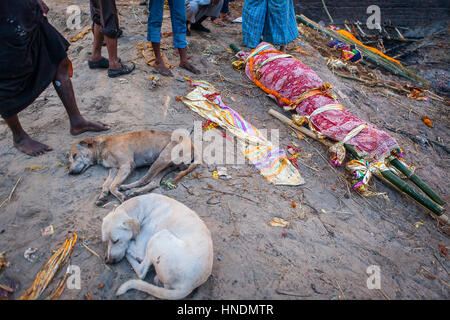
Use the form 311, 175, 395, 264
269, 109, 448, 226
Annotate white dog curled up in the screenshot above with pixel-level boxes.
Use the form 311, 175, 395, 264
102, 193, 213, 299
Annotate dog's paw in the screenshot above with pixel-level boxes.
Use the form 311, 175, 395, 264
116, 283, 129, 296
119, 183, 135, 191
123, 190, 136, 200
112, 192, 126, 203
95, 196, 108, 207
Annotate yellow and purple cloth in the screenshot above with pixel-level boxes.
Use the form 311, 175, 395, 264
181, 79, 304, 186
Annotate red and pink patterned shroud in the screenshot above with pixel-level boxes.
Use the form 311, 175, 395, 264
238, 42, 399, 162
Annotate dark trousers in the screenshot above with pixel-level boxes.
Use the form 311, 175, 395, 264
90, 0, 122, 38
221, 0, 230, 14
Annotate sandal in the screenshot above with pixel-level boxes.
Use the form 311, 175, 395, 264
190, 22, 210, 33
88, 57, 109, 69
88, 57, 121, 69
108, 62, 136, 78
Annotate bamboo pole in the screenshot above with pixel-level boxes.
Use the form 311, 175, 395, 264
269, 109, 333, 146
379, 170, 443, 216
321, 0, 334, 24
389, 158, 445, 205
268, 109, 447, 222
230, 44, 240, 54
346, 146, 445, 209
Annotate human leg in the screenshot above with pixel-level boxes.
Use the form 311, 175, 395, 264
4, 114, 53, 156
53, 57, 110, 135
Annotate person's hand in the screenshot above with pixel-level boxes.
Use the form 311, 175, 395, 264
36, 0, 49, 16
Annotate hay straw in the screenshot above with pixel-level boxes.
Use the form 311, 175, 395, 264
19, 232, 77, 300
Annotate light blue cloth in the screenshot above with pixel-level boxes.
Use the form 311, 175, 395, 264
185, 0, 211, 5
148, 0, 187, 48
242, 0, 298, 48
185, 0, 223, 23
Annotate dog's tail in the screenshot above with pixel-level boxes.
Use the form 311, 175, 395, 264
116, 279, 191, 300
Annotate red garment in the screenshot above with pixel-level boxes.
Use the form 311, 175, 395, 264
242, 42, 398, 161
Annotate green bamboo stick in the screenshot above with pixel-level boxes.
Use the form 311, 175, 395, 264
230, 44, 240, 54
389, 158, 445, 205
379, 170, 443, 216
343, 144, 363, 159
346, 144, 444, 214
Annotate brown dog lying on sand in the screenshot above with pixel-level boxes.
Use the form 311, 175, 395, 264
68, 130, 198, 205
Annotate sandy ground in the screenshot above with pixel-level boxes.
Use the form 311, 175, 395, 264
0, 1, 449, 300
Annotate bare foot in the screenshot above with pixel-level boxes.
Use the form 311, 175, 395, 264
222, 14, 235, 23
70, 119, 110, 136
180, 60, 200, 74
212, 19, 226, 26
154, 61, 173, 77
13, 134, 53, 156
173, 50, 192, 59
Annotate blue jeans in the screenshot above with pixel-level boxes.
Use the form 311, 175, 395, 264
147, 0, 187, 48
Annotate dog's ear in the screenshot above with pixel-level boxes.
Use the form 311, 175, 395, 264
122, 218, 140, 238
79, 138, 95, 148
80, 137, 105, 150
